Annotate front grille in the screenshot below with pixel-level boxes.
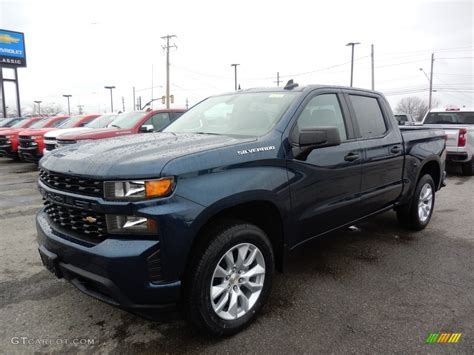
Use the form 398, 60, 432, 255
57, 139, 77, 146
0, 136, 7, 145
19, 136, 34, 148
39, 169, 104, 197
44, 200, 107, 240
45, 141, 56, 151
147, 249, 163, 283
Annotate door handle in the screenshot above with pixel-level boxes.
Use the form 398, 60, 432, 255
344, 152, 359, 162
390, 146, 402, 154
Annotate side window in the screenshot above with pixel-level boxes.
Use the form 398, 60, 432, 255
143, 113, 171, 131
297, 94, 347, 141
349, 95, 387, 138
51, 118, 68, 127
79, 117, 95, 127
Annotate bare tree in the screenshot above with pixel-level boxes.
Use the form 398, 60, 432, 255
395, 96, 441, 122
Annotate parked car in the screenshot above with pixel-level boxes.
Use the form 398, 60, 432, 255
0, 117, 45, 158
37, 84, 446, 336
0, 117, 26, 128
423, 107, 474, 175
54, 109, 186, 148
43, 114, 117, 154
17, 115, 99, 162
394, 113, 417, 125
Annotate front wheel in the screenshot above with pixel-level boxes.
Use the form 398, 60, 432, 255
397, 174, 435, 230
185, 221, 274, 336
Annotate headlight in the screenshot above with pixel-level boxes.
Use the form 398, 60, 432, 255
104, 177, 174, 200
106, 215, 158, 235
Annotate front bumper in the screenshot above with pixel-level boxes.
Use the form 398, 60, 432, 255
18, 146, 41, 162
0, 144, 17, 158
36, 210, 181, 309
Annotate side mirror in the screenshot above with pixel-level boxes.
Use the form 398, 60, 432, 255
140, 124, 154, 133
293, 126, 341, 160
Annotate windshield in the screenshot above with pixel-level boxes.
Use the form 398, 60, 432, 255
163, 92, 297, 137
57, 115, 86, 128
11, 119, 30, 128
1, 118, 23, 127
107, 112, 146, 129
424, 112, 474, 124
29, 118, 51, 128
86, 114, 117, 128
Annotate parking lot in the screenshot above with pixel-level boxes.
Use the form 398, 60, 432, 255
0, 157, 472, 354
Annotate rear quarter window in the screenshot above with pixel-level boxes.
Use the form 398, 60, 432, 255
349, 95, 387, 138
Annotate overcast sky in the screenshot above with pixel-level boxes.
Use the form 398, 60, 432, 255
1, 0, 473, 115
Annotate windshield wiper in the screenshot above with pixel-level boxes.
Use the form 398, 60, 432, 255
193, 131, 221, 136
110, 124, 121, 128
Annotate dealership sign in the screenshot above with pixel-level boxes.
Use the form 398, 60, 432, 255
0, 29, 26, 67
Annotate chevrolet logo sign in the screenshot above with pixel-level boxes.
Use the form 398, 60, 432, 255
83, 216, 97, 223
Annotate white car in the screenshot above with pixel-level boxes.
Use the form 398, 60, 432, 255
43, 114, 118, 155
423, 107, 474, 175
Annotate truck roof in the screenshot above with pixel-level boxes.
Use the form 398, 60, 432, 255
234, 84, 384, 96
429, 107, 474, 112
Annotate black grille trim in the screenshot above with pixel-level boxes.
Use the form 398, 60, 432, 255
44, 200, 108, 241
147, 249, 163, 283
19, 136, 34, 148
39, 169, 104, 197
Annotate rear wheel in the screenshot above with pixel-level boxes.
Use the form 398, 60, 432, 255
185, 221, 274, 336
461, 160, 474, 176
397, 174, 435, 230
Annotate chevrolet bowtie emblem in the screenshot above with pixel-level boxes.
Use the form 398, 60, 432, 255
83, 216, 97, 223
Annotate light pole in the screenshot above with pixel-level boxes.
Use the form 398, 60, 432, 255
346, 42, 360, 87
34, 100, 42, 115
420, 54, 434, 110
104, 86, 116, 112
231, 64, 240, 91
63, 94, 72, 116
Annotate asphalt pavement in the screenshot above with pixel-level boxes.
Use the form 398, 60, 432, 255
0, 157, 472, 354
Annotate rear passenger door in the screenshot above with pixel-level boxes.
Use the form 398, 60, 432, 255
345, 92, 404, 215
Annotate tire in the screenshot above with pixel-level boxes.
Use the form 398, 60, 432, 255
397, 174, 435, 231
461, 160, 474, 176
185, 220, 274, 336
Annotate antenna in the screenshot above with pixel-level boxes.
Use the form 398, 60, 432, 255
284, 79, 298, 90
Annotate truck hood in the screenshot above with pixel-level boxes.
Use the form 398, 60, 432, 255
40, 132, 255, 179
58, 127, 134, 141
18, 128, 58, 136
45, 127, 94, 139
0, 128, 27, 136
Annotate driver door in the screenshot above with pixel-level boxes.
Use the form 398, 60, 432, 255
287, 90, 362, 246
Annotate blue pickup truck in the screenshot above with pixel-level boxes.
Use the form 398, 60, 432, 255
36, 83, 446, 335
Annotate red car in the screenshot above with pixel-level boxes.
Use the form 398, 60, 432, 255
15, 115, 70, 162
18, 114, 101, 162
0, 117, 45, 158
55, 109, 185, 147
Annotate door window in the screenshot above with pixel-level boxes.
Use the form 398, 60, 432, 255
143, 112, 171, 131
296, 94, 347, 140
349, 95, 387, 138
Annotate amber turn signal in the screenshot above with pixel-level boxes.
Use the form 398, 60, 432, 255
145, 178, 174, 198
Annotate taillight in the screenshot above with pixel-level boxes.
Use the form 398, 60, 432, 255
458, 128, 467, 147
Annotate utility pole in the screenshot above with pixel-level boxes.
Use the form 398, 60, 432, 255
122, 96, 125, 112
62, 94, 72, 116
371, 44, 375, 90
429, 53, 434, 110
104, 86, 115, 112
34, 100, 42, 115
161, 35, 177, 109
274, 72, 281, 87
133, 87, 136, 111
346, 42, 360, 87
77, 105, 84, 114
185, 97, 189, 109
231, 64, 240, 91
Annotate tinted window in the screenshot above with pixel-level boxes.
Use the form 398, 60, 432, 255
296, 94, 347, 140
349, 95, 387, 138
424, 112, 474, 124
143, 112, 171, 131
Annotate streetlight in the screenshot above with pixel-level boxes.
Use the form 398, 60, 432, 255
104, 86, 116, 112
346, 42, 360, 87
230, 64, 240, 91
62, 94, 72, 116
34, 100, 42, 115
